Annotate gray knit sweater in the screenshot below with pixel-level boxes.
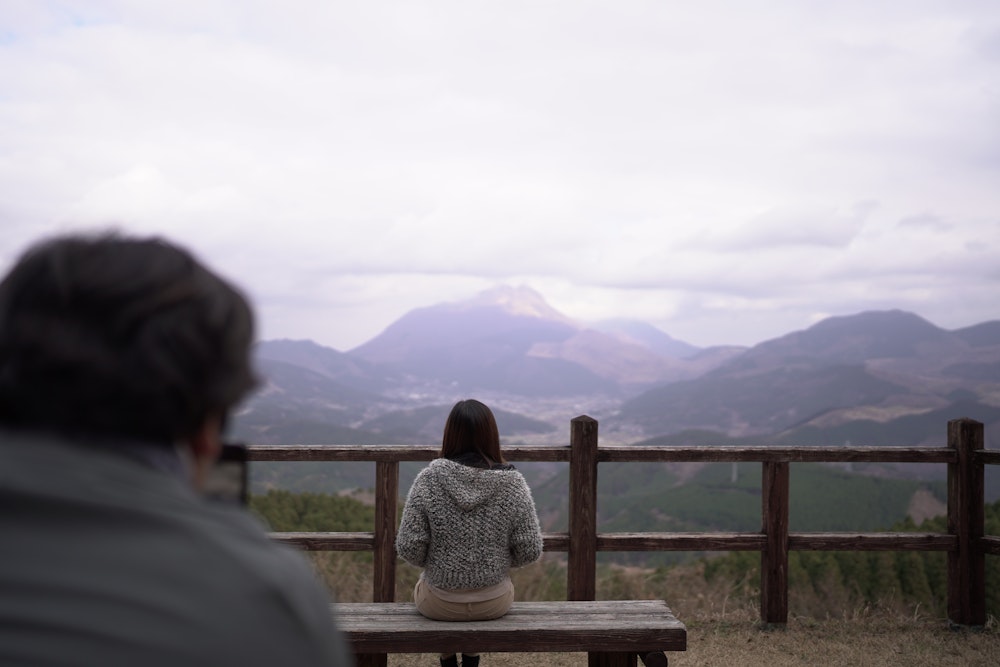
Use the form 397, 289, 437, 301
396, 457, 544, 590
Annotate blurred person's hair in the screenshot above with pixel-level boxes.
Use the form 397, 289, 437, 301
440, 399, 505, 465
0, 232, 258, 444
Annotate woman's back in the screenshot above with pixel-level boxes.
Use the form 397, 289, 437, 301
396, 455, 542, 590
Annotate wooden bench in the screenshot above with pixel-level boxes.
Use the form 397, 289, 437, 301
335, 599, 687, 667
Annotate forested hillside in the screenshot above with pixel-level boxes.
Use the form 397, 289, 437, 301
250, 489, 374, 532
528, 461, 947, 566
249, 490, 999, 618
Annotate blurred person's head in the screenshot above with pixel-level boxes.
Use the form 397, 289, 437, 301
0, 233, 258, 475
440, 399, 504, 465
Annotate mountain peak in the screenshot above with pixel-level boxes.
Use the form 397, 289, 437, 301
464, 285, 578, 325
740, 309, 955, 367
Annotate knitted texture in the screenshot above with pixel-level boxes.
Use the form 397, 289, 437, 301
396, 458, 544, 590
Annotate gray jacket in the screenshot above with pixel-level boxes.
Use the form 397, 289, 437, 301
396, 457, 544, 590
0, 433, 352, 666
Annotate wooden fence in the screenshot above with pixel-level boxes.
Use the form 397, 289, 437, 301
249, 417, 997, 626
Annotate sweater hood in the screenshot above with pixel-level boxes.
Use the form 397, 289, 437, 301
425, 458, 521, 512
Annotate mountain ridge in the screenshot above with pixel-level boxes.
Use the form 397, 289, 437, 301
235, 286, 1000, 448
616, 309, 1000, 439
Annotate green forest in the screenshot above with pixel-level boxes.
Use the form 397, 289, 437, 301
527, 461, 949, 566
250, 489, 375, 532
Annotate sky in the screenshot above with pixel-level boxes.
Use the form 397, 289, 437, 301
1, 1, 998, 351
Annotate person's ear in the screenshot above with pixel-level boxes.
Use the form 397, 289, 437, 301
186, 415, 224, 490
189, 415, 223, 459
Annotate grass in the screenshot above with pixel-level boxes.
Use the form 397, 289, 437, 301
667, 611, 999, 667
386, 613, 999, 667
313, 553, 1000, 666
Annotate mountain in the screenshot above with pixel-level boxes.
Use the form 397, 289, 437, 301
731, 310, 958, 367
526, 329, 707, 389
359, 404, 557, 441
616, 362, 908, 437
773, 398, 1000, 449
233, 286, 715, 442
255, 339, 389, 393
348, 285, 703, 395
463, 284, 578, 325
615, 310, 1000, 438
591, 319, 702, 359
251, 357, 380, 409
953, 321, 1000, 348
238, 288, 999, 449
229, 357, 388, 444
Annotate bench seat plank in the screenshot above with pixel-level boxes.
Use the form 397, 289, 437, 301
334, 600, 687, 654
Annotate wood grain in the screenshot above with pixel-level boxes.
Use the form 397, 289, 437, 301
334, 600, 687, 654
569, 415, 599, 602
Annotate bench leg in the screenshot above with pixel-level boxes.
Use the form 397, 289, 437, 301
356, 653, 387, 667
639, 652, 668, 667
588, 651, 667, 666
588, 652, 637, 667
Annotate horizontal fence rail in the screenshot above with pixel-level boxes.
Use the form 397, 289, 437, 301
249, 417, 996, 628
249, 444, 959, 464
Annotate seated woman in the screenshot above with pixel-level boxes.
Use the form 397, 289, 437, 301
396, 399, 544, 667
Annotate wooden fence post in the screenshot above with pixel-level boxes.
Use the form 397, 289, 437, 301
568, 417, 635, 667
374, 460, 399, 603
947, 418, 985, 626
568, 415, 599, 601
761, 461, 789, 625
360, 461, 399, 667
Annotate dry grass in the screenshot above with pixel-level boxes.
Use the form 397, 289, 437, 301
387, 614, 999, 667
315, 553, 1000, 666
679, 616, 998, 667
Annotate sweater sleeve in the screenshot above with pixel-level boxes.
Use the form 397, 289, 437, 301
395, 474, 431, 567
509, 475, 544, 568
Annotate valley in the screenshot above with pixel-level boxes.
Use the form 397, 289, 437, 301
231, 286, 1000, 510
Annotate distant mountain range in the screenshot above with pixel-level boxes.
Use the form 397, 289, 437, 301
614, 310, 1000, 442
230, 286, 1000, 451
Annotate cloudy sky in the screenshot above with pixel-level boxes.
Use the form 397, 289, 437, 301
2, 1, 998, 351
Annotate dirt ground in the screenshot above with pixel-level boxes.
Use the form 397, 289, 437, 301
387, 614, 999, 666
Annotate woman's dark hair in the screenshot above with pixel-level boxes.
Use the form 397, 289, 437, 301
440, 399, 505, 465
0, 232, 259, 444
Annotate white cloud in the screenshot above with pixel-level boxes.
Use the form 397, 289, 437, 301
0, 1, 998, 349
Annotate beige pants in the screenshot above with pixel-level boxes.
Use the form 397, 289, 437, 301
413, 577, 515, 621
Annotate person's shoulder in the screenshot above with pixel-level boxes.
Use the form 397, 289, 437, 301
164, 506, 347, 663
181, 502, 331, 605
408, 458, 449, 490
501, 468, 534, 495
419, 458, 449, 478
496, 464, 526, 479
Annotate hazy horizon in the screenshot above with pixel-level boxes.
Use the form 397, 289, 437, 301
2, 1, 998, 350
